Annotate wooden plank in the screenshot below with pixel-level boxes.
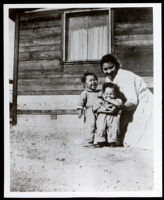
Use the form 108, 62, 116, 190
12, 13, 20, 125
115, 34, 153, 46
115, 45, 153, 54
17, 86, 153, 95
115, 23, 153, 35
63, 63, 103, 75
20, 19, 61, 30
18, 71, 103, 79
17, 76, 153, 86
19, 35, 61, 47
17, 82, 84, 91
17, 76, 153, 93
18, 78, 83, 85
116, 53, 153, 76
19, 50, 61, 61
17, 90, 82, 95
114, 8, 153, 23
19, 44, 61, 53
17, 109, 78, 115
17, 77, 106, 84
20, 10, 61, 22
18, 70, 63, 79
18, 59, 61, 71
19, 27, 61, 38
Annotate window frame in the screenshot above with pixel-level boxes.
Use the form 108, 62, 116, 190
62, 8, 112, 63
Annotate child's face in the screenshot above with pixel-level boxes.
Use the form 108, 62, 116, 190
85, 75, 98, 90
103, 87, 116, 100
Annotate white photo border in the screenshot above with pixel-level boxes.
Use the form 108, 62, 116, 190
4, 3, 162, 198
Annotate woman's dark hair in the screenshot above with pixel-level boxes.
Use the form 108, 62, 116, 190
102, 82, 119, 94
100, 54, 120, 72
81, 72, 98, 84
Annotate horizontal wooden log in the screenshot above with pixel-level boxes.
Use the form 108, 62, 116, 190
19, 50, 61, 61
17, 77, 105, 86
17, 109, 78, 115
17, 76, 153, 94
20, 10, 61, 22
63, 63, 103, 75
19, 35, 61, 47
17, 87, 153, 95
18, 82, 84, 91
115, 34, 153, 46
114, 45, 153, 54
63, 63, 153, 76
18, 69, 63, 78
20, 19, 61, 30
19, 44, 61, 53
114, 8, 153, 23
18, 76, 153, 87
115, 23, 153, 35
17, 90, 82, 95
19, 27, 61, 38
18, 71, 83, 79
18, 59, 61, 71
116, 54, 153, 77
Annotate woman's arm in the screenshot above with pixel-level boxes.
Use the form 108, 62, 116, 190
97, 105, 117, 114
123, 101, 137, 111
106, 98, 123, 108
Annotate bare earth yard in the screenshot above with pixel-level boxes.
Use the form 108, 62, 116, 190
10, 115, 153, 193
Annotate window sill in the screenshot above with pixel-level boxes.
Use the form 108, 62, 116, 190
62, 60, 101, 65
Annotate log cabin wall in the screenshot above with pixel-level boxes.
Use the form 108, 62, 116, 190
16, 8, 153, 115
18, 9, 64, 95
113, 8, 153, 77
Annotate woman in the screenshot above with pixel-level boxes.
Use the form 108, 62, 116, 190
100, 54, 153, 150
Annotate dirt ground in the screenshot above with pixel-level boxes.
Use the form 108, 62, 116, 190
10, 115, 154, 193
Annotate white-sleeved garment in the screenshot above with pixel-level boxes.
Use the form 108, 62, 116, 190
105, 69, 153, 150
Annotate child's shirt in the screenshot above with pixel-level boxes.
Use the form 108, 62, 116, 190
93, 97, 123, 115
77, 89, 101, 110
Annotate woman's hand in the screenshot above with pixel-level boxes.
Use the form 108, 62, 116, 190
97, 105, 117, 114
105, 105, 117, 113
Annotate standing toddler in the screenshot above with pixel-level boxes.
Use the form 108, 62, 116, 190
77, 73, 100, 147
93, 82, 123, 147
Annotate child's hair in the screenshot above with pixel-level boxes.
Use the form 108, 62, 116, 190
81, 72, 98, 84
102, 82, 119, 94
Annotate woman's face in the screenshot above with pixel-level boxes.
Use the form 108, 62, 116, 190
102, 62, 118, 78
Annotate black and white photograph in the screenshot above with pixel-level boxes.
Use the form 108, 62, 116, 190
4, 3, 162, 198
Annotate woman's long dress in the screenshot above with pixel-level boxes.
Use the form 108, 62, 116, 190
105, 69, 153, 150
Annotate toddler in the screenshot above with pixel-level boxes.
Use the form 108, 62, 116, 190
77, 72, 100, 147
93, 82, 123, 147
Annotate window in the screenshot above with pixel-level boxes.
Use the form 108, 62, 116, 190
63, 9, 111, 62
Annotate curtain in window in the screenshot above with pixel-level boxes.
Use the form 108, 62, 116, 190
67, 13, 108, 61
88, 26, 108, 59
68, 28, 88, 61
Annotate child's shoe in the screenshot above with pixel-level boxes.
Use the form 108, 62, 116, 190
109, 142, 116, 147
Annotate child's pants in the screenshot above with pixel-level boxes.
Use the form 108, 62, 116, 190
94, 113, 121, 144
82, 108, 96, 144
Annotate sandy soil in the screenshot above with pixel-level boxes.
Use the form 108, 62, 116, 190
10, 115, 153, 193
